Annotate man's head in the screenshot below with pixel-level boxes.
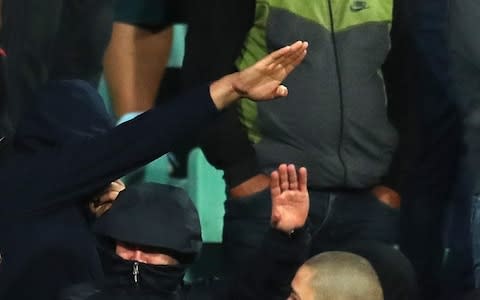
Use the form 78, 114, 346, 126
92, 183, 202, 294
289, 251, 383, 300
115, 241, 180, 266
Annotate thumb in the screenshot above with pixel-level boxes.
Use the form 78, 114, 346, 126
275, 85, 288, 97
272, 209, 281, 224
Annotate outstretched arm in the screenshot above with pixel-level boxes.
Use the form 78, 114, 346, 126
1, 42, 308, 215
210, 41, 308, 110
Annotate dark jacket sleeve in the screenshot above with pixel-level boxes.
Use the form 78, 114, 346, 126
0, 85, 219, 216
219, 227, 311, 300
182, 0, 258, 188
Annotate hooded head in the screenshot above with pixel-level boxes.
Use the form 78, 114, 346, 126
14, 80, 113, 153
94, 183, 202, 259
93, 183, 202, 296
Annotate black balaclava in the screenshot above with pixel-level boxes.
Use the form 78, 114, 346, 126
97, 238, 186, 299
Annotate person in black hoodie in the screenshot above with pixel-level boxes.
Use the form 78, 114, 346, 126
61, 164, 310, 300
0, 40, 308, 300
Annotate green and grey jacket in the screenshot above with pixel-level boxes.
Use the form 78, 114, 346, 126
237, 0, 398, 189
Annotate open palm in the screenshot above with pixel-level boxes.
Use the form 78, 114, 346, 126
270, 164, 309, 233
235, 41, 308, 101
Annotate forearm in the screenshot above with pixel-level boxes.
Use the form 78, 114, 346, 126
103, 22, 173, 117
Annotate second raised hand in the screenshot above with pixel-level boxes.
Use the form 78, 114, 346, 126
270, 164, 309, 234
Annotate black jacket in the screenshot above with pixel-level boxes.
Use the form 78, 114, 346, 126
0, 80, 219, 300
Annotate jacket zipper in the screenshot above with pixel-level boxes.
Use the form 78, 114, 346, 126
133, 261, 139, 286
327, 0, 348, 185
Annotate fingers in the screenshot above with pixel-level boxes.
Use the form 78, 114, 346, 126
270, 170, 281, 199
273, 41, 308, 71
288, 164, 298, 190
96, 180, 126, 204
284, 47, 308, 74
110, 180, 126, 192
262, 43, 294, 66
273, 164, 308, 191
264, 40, 307, 68
299, 167, 308, 192
114, 179, 126, 189
279, 164, 289, 192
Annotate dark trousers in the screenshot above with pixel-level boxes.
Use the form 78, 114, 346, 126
223, 189, 418, 300
0, 0, 113, 129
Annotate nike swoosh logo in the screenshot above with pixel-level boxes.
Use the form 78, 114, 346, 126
350, 2, 369, 12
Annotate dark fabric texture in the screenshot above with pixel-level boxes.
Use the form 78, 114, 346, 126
1, 0, 113, 133
0, 80, 218, 299
198, 106, 259, 188
94, 183, 202, 258
221, 228, 311, 300
450, 0, 480, 194
0, 46, 13, 160
383, 1, 467, 298
114, 0, 185, 28
449, 0, 480, 294
182, 0, 258, 188
14, 80, 113, 152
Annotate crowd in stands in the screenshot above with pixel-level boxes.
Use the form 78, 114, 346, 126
1, 0, 480, 299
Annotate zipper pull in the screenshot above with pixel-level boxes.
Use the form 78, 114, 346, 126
133, 261, 139, 284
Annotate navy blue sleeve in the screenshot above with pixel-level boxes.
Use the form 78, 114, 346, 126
0, 84, 219, 216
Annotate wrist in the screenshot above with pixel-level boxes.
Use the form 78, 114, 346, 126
209, 73, 241, 110
276, 226, 306, 239
274, 222, 306, 236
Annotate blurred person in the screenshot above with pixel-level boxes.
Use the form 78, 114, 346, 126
0, 40, 308, 300
383, 1, 466, 298
0, 0, 2, 30
1, 0, 114, 132
103, 1, 191, 178
450, 0, 480, 292
61, 164, 310, 300
289, 251, 383, 300
103, 0, 183, 121
0, 42, 12, 159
